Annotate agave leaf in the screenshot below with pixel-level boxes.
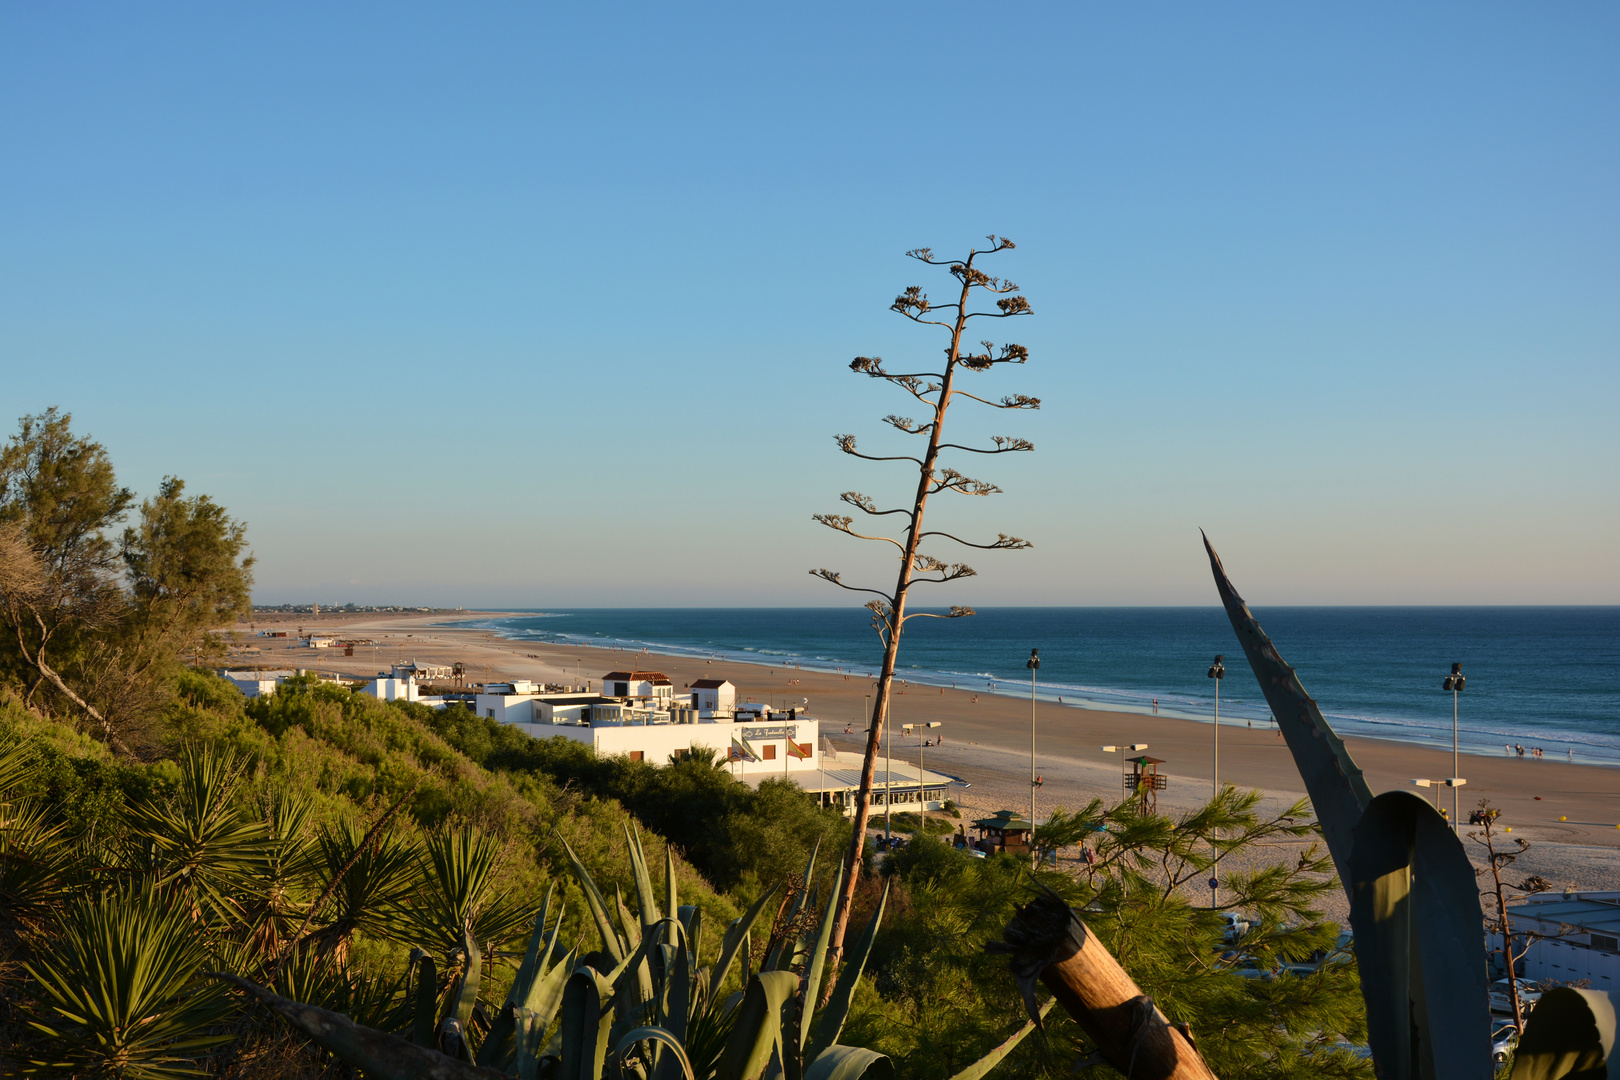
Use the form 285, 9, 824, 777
798, 865, 845, 1051
680, 906, 704, 971
559, 837, 626, 964
627, 823, 661, 928
454, 929, 482, 1029
713, 885, 781, 996
618, 886, 645, 950
665, 846, 679, 924
937, 1000, 1053, 1080
802, 1046, 894, 1080
717, 971, 800, 1080
1350, 792, 1492, 1080
508, 886, 557, 1007
521, 946, 577, 1031
666, 932, 692, 1044
217, 973, 507, 1080
1512, 987, 1620, 1080
613, 1026, 699, 1080
411, 949, 440, 1047
515, 1006, 545, 1080
560, 966, 616, 1080
806, 882, 888, 1062
1202, 534, 1372, 887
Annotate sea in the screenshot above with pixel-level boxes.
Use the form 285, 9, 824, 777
448, 607, 1620, 768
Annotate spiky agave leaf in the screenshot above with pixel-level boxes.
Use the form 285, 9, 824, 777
805, 882, 888, 1062
716, 971, 799, 1080
1350, 792, 1492, 1078
26, 878, 233, 1079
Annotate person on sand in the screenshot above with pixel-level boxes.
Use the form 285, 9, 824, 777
1152, 698, 1158, 714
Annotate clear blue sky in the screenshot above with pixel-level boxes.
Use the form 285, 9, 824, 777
4, 4, 1616, 607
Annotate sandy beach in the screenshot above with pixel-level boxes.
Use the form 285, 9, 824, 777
229, 610, 1620, 917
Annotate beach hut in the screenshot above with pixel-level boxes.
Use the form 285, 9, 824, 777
1127, 755, 1167, 812
971, 809, 1034, 856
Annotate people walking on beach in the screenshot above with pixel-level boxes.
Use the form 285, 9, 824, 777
1152, 698, 1158, 714
1515, 744, 1525, 758
1505, 744, 1512, 756
1569, 748, 1574, 762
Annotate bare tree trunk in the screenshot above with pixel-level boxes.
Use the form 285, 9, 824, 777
993, 892, 1218, 1080
1482, 823, 1526, 1032
825, 274, 972, 966
22, 636, 132, 756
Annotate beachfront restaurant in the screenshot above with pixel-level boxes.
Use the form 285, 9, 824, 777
776, 749, 956, 817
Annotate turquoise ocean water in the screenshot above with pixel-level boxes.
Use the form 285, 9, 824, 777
451, 607, 1620, 767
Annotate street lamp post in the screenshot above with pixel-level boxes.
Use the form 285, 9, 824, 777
1443, 663, 1466, 831
1207, 655, 1225, 799
1102, 743, 1149, 799
904, 722, 942, 833
1028, 649, 1040, 833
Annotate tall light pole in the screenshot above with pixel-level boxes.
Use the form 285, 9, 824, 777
1027, 649, 1040, 833
1207, 655, 1225, 799
904, 722, 942, 832
1443, 663, 1466, 830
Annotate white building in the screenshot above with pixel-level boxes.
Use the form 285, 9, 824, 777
301, 636, 339, 649
366, 676, 421, 703
500, 713, 820, 773
690, 678, 736, 718
1493, 891, 1620, 991
392, 660, 452, 682
221, 669, 299, 697
602, 670, 676, 709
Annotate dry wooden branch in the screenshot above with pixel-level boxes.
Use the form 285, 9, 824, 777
990, 891, 1217, 1080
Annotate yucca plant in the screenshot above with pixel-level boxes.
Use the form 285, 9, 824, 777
225, 821, 1047, 1080
24, 877, 233, 1078
124, 744, 271, 928
303, 815, 426, 963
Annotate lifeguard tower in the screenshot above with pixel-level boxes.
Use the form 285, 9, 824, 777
970, 810, 1034, 856
1127, 755, 1167, 813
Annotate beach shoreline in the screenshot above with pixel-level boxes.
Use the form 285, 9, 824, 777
228, 610, 1620, 861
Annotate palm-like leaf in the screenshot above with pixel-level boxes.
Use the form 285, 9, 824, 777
124, 744, 270, 927
25, 878, 233, 1079
307, 817, 424, 960
0, 795, 80, 931
392, 825, 532, 959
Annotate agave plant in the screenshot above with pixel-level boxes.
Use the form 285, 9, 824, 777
25, 877, 233, 1079
226, 820, 1047, 1080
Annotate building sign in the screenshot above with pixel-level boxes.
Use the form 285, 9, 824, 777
740, 724, 798, 740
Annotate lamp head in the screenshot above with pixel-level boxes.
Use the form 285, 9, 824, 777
1027, 648, 1040, 671
1208, 654, 1225, 679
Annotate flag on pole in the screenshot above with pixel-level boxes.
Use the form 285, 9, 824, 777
787, 739, 811, 760
731, 736, 758, 762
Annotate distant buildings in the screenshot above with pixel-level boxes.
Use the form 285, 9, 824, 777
1493, 890, 1620, 990
470, 669, 822, 778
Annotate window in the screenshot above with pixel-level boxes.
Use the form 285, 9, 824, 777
763, 745, 776, 760
487, 709, 495, 718
1593, 934, 1618, 951
630, 751, 645, 762
613, 682, 629, 696
794, 742, 812, 757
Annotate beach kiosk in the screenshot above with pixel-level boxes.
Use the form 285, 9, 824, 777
1127, 755, 1167, 813
971, 810, 1034, 856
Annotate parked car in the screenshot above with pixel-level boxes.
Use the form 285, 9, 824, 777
1218, 913, 1251, 944
1492, 1023, 1519, 1062
1489, 978, 1542, 1015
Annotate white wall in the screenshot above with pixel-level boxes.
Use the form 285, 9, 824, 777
474, 692, 538, 723
496, 715, 821, 775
